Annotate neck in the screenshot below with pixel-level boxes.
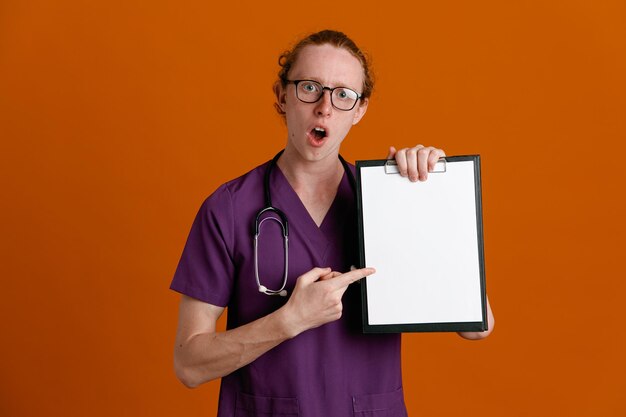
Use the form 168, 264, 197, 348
276, 146, 344, 191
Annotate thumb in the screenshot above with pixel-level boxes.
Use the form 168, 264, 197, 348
386, 146, 397, 160
319, 271, 342, 281
297, 267, 332, 286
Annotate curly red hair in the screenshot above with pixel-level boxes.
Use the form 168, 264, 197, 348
273, 30, 374, 116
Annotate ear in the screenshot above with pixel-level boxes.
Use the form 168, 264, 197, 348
352, 98, 369, 125
273, 81, 287, 113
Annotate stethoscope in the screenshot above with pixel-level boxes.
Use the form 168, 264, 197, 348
254, 149, 357, 296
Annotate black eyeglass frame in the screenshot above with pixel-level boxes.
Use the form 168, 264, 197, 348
286, 79, 363, 111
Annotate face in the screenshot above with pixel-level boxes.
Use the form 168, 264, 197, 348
275, 44, 369, 162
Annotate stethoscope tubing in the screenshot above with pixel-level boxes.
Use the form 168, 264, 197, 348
253, 149, 356, 296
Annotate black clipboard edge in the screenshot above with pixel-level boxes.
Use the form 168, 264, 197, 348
355, 156, 488, 334
362, 321, 486, 334
473, 156, 489, 333
354, 159, 372, 331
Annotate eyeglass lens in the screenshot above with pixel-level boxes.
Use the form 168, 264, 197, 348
295, 81, 359, 111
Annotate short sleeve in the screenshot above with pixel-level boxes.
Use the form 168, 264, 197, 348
170, 185, 235, 307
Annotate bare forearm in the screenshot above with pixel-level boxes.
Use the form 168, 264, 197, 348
175, 308, 294, 387
173, 268, 374, 388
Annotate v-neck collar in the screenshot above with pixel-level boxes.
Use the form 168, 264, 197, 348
271, 164, 352, 266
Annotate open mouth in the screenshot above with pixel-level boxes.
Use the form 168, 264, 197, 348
311, 127, 327, 140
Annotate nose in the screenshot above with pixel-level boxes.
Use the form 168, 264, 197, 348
314, 89, 332, 117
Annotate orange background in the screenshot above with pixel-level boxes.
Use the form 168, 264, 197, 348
1, 1, 625, 416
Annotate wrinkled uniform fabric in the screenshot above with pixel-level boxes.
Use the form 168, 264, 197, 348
171, 160, 407, 417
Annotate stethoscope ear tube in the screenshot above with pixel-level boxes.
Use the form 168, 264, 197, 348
254, 218, 289, 297
254, 206, 289, 237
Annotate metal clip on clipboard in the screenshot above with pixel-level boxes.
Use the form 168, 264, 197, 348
384, 158, 447, 174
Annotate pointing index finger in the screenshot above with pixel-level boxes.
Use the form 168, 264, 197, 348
327, 267, 376, 290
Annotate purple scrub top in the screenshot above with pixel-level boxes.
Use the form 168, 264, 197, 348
171, 159, 407, 417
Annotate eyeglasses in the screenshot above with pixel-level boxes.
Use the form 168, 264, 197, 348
287, 80, 362, 111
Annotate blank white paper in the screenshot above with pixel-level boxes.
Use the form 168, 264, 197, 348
360, 160, 483, 326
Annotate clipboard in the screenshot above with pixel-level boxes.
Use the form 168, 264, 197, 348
355, 155, 487, 333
